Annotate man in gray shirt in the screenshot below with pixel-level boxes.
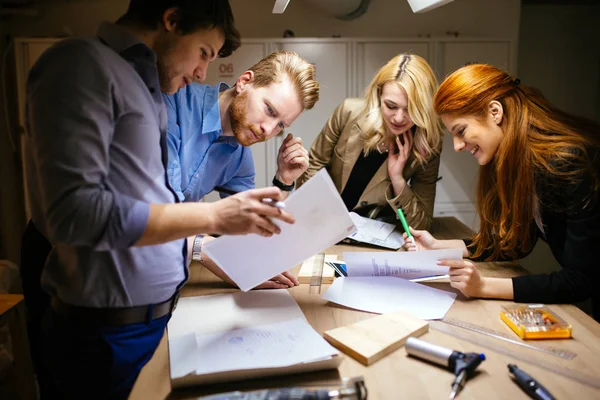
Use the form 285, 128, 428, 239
24, 1, 293, 398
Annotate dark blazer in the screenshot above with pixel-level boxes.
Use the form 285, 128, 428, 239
469, 149, 600, 321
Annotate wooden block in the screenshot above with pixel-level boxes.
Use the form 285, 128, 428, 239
298, 254, 337, 284
323, 311, 429, 366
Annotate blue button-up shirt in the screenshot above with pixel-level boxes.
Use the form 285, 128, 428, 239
25, 22, 186, 308
163, 82, 255, 202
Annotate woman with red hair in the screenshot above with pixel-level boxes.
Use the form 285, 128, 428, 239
406, 63, 600, 321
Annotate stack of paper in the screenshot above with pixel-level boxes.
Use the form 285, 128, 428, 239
204, 169, 356, 291
345, 212, 405, 250
168, 290, 341, 388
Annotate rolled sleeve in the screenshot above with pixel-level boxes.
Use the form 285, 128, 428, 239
27, 40, 149, 250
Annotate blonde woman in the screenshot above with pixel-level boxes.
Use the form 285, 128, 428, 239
298, 54, 443, 229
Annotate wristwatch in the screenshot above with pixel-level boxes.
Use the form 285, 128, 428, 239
272, 176, 295, 191
192, 235, 204, 262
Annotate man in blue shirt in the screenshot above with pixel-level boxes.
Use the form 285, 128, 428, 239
23, 1, 295, 399
163, 51, 319, 289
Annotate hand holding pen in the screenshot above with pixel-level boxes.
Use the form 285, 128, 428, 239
209, 186, 294, 237
215, 186, 286, 209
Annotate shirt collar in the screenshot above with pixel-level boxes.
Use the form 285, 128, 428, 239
201, 82, 231, 135
96, 22, 156, 62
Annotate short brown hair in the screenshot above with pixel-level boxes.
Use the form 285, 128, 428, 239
248, 51, 319, 110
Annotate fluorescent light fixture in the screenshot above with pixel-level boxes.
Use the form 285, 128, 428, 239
407, 0, 455, 13
273, 0, 291, 14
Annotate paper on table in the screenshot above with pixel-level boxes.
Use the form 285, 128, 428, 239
348, 212, 395, 240
321, 276, 456, 320
168, 290, 341, 383
171, 317, 339, 378
343, 248, 462, 279
204, 169, 356, 291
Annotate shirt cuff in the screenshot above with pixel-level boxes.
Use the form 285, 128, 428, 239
105, 196, 150, 249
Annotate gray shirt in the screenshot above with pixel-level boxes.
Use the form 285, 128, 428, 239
25, 22, 186, 308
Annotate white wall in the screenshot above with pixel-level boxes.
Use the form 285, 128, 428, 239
517, 3, 600, 290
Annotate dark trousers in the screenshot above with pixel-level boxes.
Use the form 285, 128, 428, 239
19, 220, 52, 396
41, 307, 169, 400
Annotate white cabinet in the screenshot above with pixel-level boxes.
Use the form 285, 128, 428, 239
354, 40, 431, 95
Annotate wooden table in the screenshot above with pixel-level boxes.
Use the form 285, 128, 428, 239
130, 217, 600, 400
0, 294, 36, 400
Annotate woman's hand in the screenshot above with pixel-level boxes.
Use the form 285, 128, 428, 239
402, 227, 438, 251
438, 259, 484, 297
388, 131, 413, 195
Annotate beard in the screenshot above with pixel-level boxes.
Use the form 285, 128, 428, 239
153, 33, 179, 95
229, 91, 263, 146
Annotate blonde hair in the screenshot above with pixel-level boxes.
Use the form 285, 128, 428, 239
361, 54, 442, 165
248, 51, 319, 110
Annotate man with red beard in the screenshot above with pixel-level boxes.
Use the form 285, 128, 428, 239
163, 51, 319, 289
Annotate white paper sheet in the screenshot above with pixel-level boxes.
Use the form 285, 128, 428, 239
343, 248, 462, 279
321, 276, 456, 320
168, 290, 340, 380
170, 317, 339, 378
204, 169, 356, 291
349, 212, 395, 240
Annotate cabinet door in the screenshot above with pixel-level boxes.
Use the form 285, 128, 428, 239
202, 41, 272, 192
439, 41, 512, 77
272, 40, 353, 176
355, 41, 431, 95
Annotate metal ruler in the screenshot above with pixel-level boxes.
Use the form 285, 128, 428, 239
439, 318, 577, 360
309, 253, 325, 294
430, 320, 600, 390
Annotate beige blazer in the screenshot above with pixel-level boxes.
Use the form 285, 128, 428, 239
297, 98, 441, 230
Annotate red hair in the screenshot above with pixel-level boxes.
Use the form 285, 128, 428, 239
434, 64, 600, 260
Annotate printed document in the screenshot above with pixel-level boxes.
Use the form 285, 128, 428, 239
343, 248, 462, 279
204, 169, 356, 291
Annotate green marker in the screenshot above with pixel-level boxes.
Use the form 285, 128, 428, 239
397, 208, 413, 239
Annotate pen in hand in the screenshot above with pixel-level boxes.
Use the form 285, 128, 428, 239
508, 364, 556, 400
214, 186, 285, 209
397, 207, 416, 249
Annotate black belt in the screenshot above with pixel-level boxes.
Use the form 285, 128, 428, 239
50, 292, 179, 326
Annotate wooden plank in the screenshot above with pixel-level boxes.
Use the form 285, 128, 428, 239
323, 311, 429, 366
298, 254, 337, 284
